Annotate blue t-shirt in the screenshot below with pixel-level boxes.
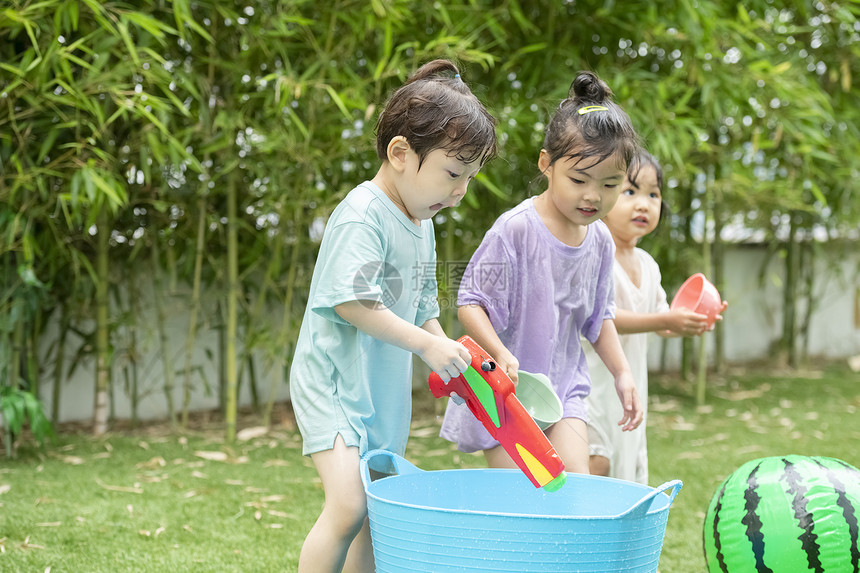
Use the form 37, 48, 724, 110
289, 181, 439, 456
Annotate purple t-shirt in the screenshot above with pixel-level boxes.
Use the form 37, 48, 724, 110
439, 197, 616, 452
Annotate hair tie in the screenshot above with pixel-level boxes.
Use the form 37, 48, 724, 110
454, 73, 461, 79
578, 105, 609, 115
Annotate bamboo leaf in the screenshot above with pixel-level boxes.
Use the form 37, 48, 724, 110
36, 129, 61, 164
117, 20, 140, 65
321, 85, 350, 120
122, 11, 177, 40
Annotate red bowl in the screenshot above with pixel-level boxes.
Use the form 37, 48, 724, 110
670, 273, 722, 327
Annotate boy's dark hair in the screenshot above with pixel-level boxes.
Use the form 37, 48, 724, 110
375, 59, 497, 169
542, 71, 638, 171
627, 148, 669, 224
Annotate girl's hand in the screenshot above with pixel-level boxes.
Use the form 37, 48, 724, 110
707, 300, 729, 331
418, 337, 471, 383
664, 307, 710, 337
495, 350, 520, 386
614, 372, 643, 431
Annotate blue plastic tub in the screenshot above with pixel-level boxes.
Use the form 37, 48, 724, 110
361, 450, 682, 572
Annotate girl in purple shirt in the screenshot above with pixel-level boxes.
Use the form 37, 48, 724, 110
440, 71, 643, 474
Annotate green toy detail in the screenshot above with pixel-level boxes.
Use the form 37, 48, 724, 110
542, 472, 567, 492
463, 366, 500, 428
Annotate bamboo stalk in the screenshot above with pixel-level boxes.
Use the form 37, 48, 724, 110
696, 168, 714, 406
265, 206, 301, 428
27, 307, 40, 398
93, 209, 110, 436
151, 229, 176, 426
182, 195, 207, 429
127, 265, 140, 429
225, 170, 239, 443
51, 304, 69, 425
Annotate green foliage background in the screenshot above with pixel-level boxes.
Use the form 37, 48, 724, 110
1, 0, 858, 434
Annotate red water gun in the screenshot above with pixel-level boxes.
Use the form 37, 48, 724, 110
428, 336, 567, 491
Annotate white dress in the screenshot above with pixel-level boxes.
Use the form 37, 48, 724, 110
584, 248, 669, 484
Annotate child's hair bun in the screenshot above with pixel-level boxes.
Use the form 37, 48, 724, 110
570, 71, 613, 104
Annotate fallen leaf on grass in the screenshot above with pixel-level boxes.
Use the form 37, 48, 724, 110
260, 495, 286, 503
20, 536, 44, 550
670, 419, 696, 431
137, 457, 167, 469
263, 459, 290, 468
194, 451, 228, 462
95, 478, 143, 494
237, 426, 268, 441
35, 522, 61, 527
735, 445, 764, 455
0, 484, 10, 495
409, 425, 439, 438
650, 398, 681, 412
58, 456, 85, 465
191, 471, 208, 479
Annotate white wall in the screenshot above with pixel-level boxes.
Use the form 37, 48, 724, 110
38, 276, 292, 425
37, 243, 859, 424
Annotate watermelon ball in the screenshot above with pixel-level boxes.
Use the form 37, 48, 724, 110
703, 455, 860, 573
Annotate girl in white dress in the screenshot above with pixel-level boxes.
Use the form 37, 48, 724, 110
585, 149, 727, 484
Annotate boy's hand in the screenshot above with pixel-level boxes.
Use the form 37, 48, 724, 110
418, 337, 471, 383
614, 372, 643, 431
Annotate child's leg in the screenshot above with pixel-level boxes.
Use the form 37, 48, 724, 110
546, 417, 590, 474
484, 418, 591, 474
342, 517, 374, 572
483, 444, 518, 469
589, 454, 611, 476
298, 435, 374, 573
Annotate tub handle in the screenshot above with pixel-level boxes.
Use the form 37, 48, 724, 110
618, 479, 683, 519
360, 450, 422, 490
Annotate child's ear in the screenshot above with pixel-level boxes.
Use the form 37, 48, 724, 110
538, 149, 551, 175
386, 136, 411, 172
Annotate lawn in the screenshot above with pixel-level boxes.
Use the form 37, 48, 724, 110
1, 363, 857, 572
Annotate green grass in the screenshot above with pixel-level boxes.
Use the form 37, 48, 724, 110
1, 363, 857, 572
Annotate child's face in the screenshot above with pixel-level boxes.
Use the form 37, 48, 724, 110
399, 147, 481, 221
603, 164, 662, 241
539, 151, 626, 227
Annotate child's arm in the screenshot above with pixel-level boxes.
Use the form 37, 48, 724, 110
591, 318, 642, 431
335, 301, 470, 382
458, 304, 520, 384
615, 307, 710, 337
